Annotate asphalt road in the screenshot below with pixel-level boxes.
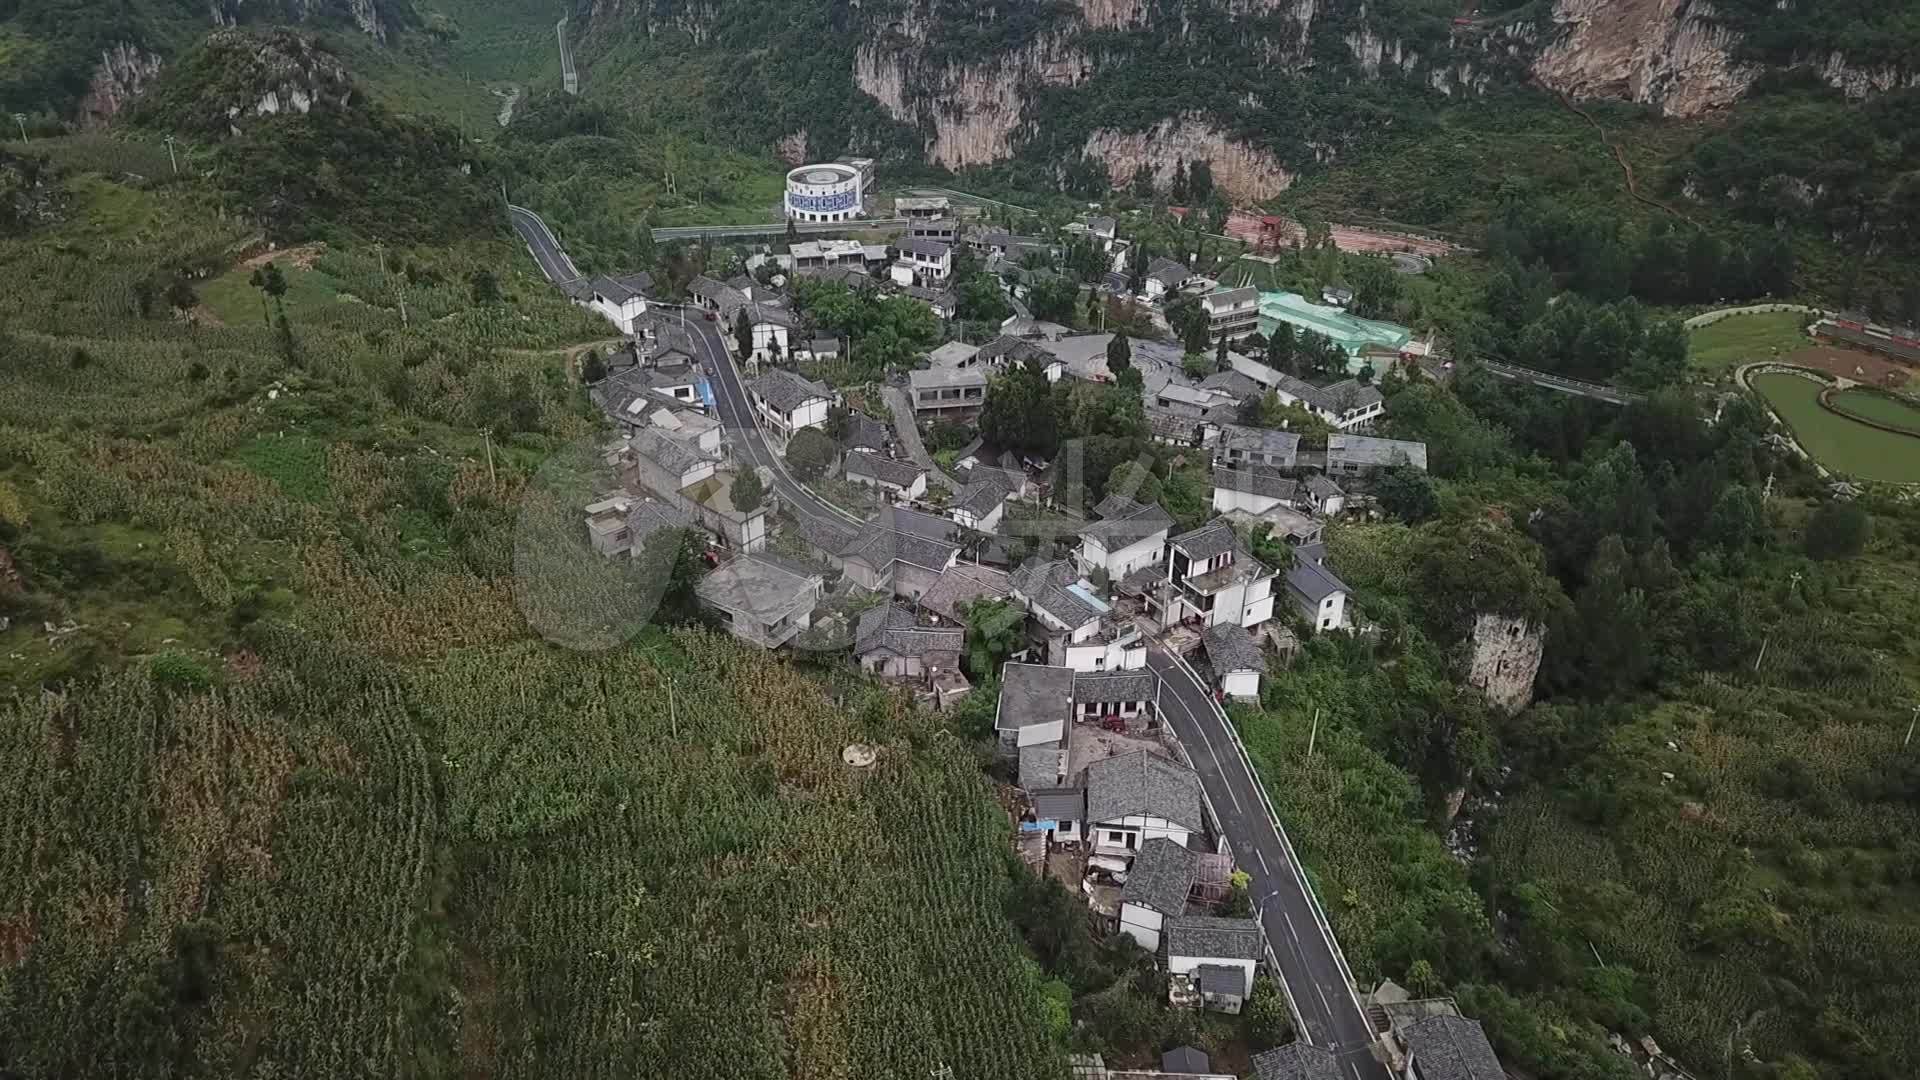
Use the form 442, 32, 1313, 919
505, 203, 857, 529
668, 307, 861, 528
1147, 647, 1390, 1080
509, 204, 580, 285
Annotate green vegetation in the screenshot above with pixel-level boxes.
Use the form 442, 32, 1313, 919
1753, 374, 1920, 483
1827, 388, 1920, 436
1217, 360, 1920, 1080
1688, 310, 1813, 370
0, 136, 1063, 1077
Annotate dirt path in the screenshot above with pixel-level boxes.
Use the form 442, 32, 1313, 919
1555, 93, 1697, 227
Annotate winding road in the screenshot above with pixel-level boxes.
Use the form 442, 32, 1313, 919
509, 204, 858, 528
1149, 647, 1390, 1080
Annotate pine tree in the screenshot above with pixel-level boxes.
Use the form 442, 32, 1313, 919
733, 308, 754, 361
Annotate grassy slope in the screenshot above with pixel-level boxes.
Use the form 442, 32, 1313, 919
1753, 373, 1920, 482
1688, 310, 1813, 370
0, 166, 1063, 1076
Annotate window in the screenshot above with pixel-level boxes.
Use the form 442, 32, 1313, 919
1104, 830, 1128, 846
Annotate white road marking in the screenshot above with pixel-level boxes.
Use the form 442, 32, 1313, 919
1254, 845, 1270, 873
1283, 909, 1299, 944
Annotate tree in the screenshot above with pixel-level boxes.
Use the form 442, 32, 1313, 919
1804, 501, 1871, 560
733, 308, 754, 361
249, 262, 288, 324
1267, 322, 1296, 374
134, 279, 156, 319
581, 349, 607, 384
1375, 466, 1438, 523
962, 597, 1025, 677
958, 273, 1012, 323
980, 360, 1058, 455
1244, 977, 1292, 1050
165, 278, 198, 319
1105, 333, 1132, 376
1188, 160, 1215, 203
1182, 352, 1211, 379
1214, 333, 1229, 373
731, 468, 765, 513
274, 312, 298, 366
785, 428, 835, 480
469, 269, 501, 305
636, 213, 659, 268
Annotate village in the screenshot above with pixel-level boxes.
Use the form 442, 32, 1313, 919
552, 176, 1514, 1080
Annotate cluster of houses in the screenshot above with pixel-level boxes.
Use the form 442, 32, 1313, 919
566, 203, 1512, 1080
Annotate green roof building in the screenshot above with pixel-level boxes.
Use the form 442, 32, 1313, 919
1257, 291, 1410, 367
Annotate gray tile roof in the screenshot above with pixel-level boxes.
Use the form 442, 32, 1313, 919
591, 272, 652, 303
976, 335, 1052, 366
750, 368, 833, 414
1085, 751, 1203, 830
1304, 474, 1345, 500
1204, 623, 1266, 675
1086, 215, 1117, 235
1019, 745, 1065, 789
689, 274, 747, 310
624, 499, 689, 551
1170, 521, 1237, 560
1403, 1015, 1504, 1080
1286, 553, 1350, 608
1166, 915, 1263, 960
696, 554, 820, 618
1316, 379, 1385, 414
1250, 1043, 1340, 1080
1029, 786, 1084, 821
1213, 466, 1298, 501
1120, 837, 1192, 915
919, 564, 1011, 623
1162, 1046, 1209, 1074
896, 237, 951, 258
1195, 964, 1247, 996
844, 413, 890, 451
631, 427, 715, 479
1011, 560, 1105, 628
1205, 285, 1259, 309
1327, 434, 1428, 471
855, 603, 963, 659
1148, 256, 1189, 277
1219, 424, 1302, 462
996, 663, 1075, 733
1200, 370, 1265, 400
954, 479, 1008, 518
1072, 670, 1156, 705
846, 449, 926, 489
1080, 496, 1176, 548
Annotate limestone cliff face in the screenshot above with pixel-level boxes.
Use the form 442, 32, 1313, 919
1532, 0, 1756, 117
1465, 613, 1546, 715
1082, 117, 1295, 203
855, 35, 1088, 170
1531, 0, 1917, 116
79, 44, 166, 129
209, 0, 409, 42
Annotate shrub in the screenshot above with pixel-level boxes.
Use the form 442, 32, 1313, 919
1804, 501, 1871, 561
150, 651, 214, 691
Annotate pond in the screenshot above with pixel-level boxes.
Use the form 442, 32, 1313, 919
1751, 373, 1920, 483
1828, 388, 1920, 436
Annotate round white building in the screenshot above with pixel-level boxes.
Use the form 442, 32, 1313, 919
784, 162, 864, 223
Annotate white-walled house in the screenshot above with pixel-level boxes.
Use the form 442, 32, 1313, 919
1211, 467, 1347, 519
996, 662, 1074, 753
630, 427, 719, 492
845, 450, 928, 500
747, 368, 834, 446
1215, 423, 1301, 469
1078, 495, 1175, 581
1144, 257, 1193, 301
1084, 751, 1204, 857
1071, 670, 1158, 727
1203, 623, 1266, 702
1165, 523, 1277, 630
696, 554, 822, 648
1118, 837, 1192, 952
1165, 917, 1262, 1013
1286, 542, 1351, 632
1025, 786, 1084, 844
1010, 560, 1145, 672
586, 272, 652, 334
950, 479, 1008, 534
894, 237, 953, 281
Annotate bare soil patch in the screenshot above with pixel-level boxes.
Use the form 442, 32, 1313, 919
1783, 345, 1913, 389
240, 243, 325, 272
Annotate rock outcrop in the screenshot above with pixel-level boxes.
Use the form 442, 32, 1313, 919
1083, 117, 1295, 203
1465, 613, 1546, 715
855, 36, 1087, 170
209, 0, 407, 42
1532, 0, 1756, 117
79, 44, 165, 128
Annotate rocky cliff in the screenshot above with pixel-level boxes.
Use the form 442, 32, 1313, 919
209, 0, 413, 43
136, 30, 356, 139
1530, 0, 1918, 116
1465, 613, 1546, 715
79, 44, 167, 128
1082, 117, 1294, 203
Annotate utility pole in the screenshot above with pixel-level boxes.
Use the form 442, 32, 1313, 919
1905, 704, 1918, 749
12, 113, 26, 143
1305, 707, 1320, 758
162, 135, 178, 175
